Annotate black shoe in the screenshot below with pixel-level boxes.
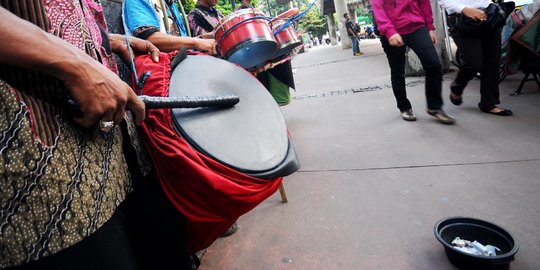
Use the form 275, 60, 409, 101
479, 107, 513, 116
427, 109, 455, 125
400, 109, 417, 121
449, 93, 463, 106
221, 222, 238, 237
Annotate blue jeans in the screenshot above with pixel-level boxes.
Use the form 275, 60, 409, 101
349, 36, 360, 54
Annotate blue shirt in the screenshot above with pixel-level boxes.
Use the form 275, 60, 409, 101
123, 0, 188, 37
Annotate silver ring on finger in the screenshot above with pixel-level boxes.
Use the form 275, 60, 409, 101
98, 120, 115, 133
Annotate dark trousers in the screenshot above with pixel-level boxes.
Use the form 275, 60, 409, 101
120, 122, 193, 270
380, 27, 443, 111
6, 208, 140, 270
7, 186, 193, 270
450, 28, 501, 111
7, 124, 193, 270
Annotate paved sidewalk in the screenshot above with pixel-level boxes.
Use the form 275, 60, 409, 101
200, 40, 540, 270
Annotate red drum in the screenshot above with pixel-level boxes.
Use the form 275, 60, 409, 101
134, 52, 294, 253
169, 55, 299, 179
271, 8, 299, 23
215, 9, 277, 69
271, 20, 303, 59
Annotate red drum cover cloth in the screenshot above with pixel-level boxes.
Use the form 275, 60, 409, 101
133, 52, 283, 253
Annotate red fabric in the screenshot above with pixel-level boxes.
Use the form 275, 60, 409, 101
133, 52, 282, 253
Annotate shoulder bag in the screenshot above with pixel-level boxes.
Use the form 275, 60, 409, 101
456, 3, 507, 35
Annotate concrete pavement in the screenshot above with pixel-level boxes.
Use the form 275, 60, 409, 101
200, 40, 540, 270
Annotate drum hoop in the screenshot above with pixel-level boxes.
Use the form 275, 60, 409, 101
270, 18, 289, 29
215, 16, 272, 50
271, 8, 299, 23
218, 8, 266, 26
273, 23, 296, 33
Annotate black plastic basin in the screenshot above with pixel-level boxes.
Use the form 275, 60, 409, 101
434, 217, 519, 270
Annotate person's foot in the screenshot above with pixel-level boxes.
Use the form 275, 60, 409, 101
221, 222, 238, 237
401, 109, 417, 121
449, 93, 463, 106
427, 109, 455, 125
354, 52, 363, 56
480, 106, 513, 116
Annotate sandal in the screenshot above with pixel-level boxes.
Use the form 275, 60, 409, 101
449, 93, 463, 106
480, 107, 513, 116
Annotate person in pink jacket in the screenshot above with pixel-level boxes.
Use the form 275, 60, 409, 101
372, 0, 455, 124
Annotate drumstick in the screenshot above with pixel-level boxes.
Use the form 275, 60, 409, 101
139, 95, 240, 109
65, 94, 239, 117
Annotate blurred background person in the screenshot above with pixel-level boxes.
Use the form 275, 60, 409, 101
344, 13, 363, 56
188, 0, 223, 38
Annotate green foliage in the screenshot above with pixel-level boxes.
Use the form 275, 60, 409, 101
216, 0, 233, 15
181, 0, 196, 13
297, 4, 327, 37
181, 0, 264, 16
258, 0, 309, 17
356, 8, 369, 17
356, 8, 373, 24
181, 0, 197, 14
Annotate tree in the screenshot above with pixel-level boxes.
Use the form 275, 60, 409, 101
180, 0, 196, 13
216, 0, 233, 15
182, 0, 261, 16
259, 0, 310, 17
297, 4, 327, 38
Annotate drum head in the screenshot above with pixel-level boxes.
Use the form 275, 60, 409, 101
169, 55, 289, 174
226, 39, 277, 68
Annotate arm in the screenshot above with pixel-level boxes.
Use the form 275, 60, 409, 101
0, 7, 145, 127
346, 22, 356, 36
123, 0, 216, 54
439, 0, 466, 14
371, 0, 398, 38
123, 0, 161, 36
419, 0, 437, 44
109, 34, 160, 63
438, 0, 487, 20
145, 31, 216, 54
419, 0, 436, 31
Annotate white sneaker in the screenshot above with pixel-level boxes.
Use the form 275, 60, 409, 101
401, 110, 417, 121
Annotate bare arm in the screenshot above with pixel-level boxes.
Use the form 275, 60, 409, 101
461, 7, 487, 21
0, 7, 145, 127
109, 34, 160, 63
146, 31, 216, 54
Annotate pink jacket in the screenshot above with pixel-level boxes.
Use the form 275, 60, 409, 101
371, 0, 435, 38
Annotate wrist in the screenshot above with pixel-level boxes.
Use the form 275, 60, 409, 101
108, 34, 125, 53
51, 53, 93, 83
29, 33, 94, 82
